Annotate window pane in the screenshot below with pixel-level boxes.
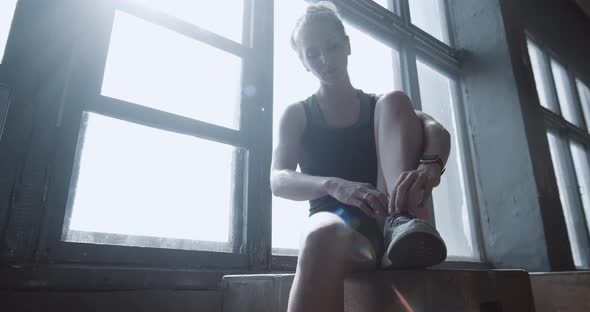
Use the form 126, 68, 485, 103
347, 24, 400, 95
102, 11, 242, 130
417, 60, 475, 259
272, 2, 400, 253
526, 39, 559, 112
0, 0, 18, 63
138, 0, 243, 43
569, 141, 590, 247
547, 132, 589, 268
272, 0, 319, 253
373, 0, 394, 12
551, 59, 584, 127
576, 79, 590, 131
63, 112, 236, 252
409, 0, 449, 44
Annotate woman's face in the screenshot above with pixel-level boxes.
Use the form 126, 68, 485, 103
295, 20, 351, 84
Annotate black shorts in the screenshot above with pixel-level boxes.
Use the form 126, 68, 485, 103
309, 197, 384, 261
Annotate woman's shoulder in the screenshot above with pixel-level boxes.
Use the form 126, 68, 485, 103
280, 100, 309, 132
283, 100, 307, 118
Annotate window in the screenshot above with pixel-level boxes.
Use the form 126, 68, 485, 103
63, 112, 237, 252
416, 60, 475, 259
546, 132, 590, 268
569, 141, 590, 234
576, 79, 590, 129
373, 0, 394, 12
550, 59, 584, 128
409, 0, 449, 44
135, 1, 243, 43
272, 1, 401, 254
527, 36, 590, 268
102, 11, 242, 130
0, 0, 18, 63
48, 0, 266, 268
526, 39, 559, 113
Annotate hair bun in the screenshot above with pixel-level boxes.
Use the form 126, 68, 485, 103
290, 1, 347, 50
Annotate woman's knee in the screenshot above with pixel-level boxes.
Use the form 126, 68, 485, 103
300, 213, 355, 254
375, 91, 416, 120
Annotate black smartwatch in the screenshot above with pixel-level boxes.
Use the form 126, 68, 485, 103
419, 154, 446, 175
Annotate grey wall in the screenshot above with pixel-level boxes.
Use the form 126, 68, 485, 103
448, 0, 558, 271
447, 0, 590, 271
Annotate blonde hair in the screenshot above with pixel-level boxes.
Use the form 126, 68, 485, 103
290, 1, 347, 51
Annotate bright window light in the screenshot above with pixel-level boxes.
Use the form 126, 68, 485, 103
373, 0, 393, 11
272, 1, 399, 253
576, 79, 590, 130
0, 0, 18, 63
526, 39, 559, 113
137, 0, 243, 43
570, 140, 590, 243
417, 60, 476, 259
101, 11, 242, 129
272, 0, 318, 254
63, 112, 235, 252
551, 58, 584, 127
409, 0, 449, 44
347, 25, 400, 96
547, 131, 588, 268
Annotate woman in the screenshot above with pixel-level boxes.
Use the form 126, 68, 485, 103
270, 2, 451, 312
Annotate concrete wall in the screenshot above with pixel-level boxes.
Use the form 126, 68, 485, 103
447, 0, 553, 271
446, 0, 590, 271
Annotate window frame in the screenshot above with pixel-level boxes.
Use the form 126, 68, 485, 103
36, 0, 274, 271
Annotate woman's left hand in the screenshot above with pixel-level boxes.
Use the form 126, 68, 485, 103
388, 164, 442, 215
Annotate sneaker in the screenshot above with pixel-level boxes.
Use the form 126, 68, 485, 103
382, 213, 447, 269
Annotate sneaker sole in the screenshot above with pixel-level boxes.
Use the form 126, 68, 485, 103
385, 225, 447, 269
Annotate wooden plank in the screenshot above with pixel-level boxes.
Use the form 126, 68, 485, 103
530, 272, 590, 312
1, 289, 222, 312
222, 270, 535, 312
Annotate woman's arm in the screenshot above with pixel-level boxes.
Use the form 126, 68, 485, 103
270, 103, 331, 201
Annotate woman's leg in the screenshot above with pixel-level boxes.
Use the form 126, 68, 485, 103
287, 212, 377, 312
374, 91, 431, 222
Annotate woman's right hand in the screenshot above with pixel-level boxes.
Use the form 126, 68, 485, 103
325, 177, 389, 218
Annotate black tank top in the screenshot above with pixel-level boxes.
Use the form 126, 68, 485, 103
299, 89, 379, 210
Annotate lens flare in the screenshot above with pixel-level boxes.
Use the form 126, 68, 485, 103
331, 206, 361, 230
331, 206, 376, 263
392, 285, 415, 312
